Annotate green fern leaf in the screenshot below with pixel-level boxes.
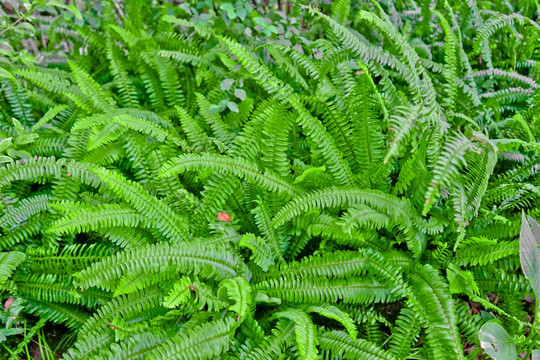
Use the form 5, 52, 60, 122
146, 317, 236, 360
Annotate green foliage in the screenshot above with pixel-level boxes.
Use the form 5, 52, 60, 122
479, 322, 518, 359
1, 0, 540, 358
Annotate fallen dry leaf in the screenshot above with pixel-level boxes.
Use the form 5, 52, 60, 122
4, 297, 14, 312
217, 212, 231, 222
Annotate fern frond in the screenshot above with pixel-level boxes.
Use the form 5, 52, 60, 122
78, 287, 164, 338
388, 307, 421, 359
254, 276, 395, 304
219, 36, 355, 186
0, 251, 26, 290
0, 193, 50, 228
3, 80, 34, 125
0, 157, 102, 189
163, 276, 192, 308
350, 74, 384, 171
255, 250, 370, 280
26, 244, 112, 274
68, 61, 116, 111
218, 276, 251, 320
319, 330, 397, 360
91, 167, 189, 240
146, 317, 236, 360
175, 105, 212, 150
17, 274, 110, 308
47, 203, 147, 235
435, 11, 459, 112
244, 319, 295, 360
273, 187, 441, 257
195, 93, 232, 144
274, 308, 318, 360
302, 304, 357, 339
31, 104, 69, 132
90, 329, 170, 360
384, 105, 420, 163
251, 198, 284, 261
423, 134, 473, 215
239, 234, 275, 271
260, 105, 292, 177
73, 114, 176, 144
74, 242, 245, 291
160, 154, 301, 199
406, 264, 464, 360
24, 299, 89, 330
472, 13, 538, 56
454, 238, 519, 267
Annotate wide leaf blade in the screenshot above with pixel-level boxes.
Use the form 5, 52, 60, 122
479, 322, 517, 360
520, 213, 540, 301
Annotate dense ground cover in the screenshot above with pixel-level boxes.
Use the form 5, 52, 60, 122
0, 0, 540, 358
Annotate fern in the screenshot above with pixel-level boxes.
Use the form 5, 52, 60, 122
90, 167, 189, 240
48, 203, 147, 235
406, 265, 464, 360
0, 251, 26, 290
0, 0, 538, 358
254, 276, 395, 304
160, 153, 301, 199
274, 308, 318, 360
319, 330, 397, 360
146, 317, 236, 360
388, 308, 421, 359
74, 241, 245, 291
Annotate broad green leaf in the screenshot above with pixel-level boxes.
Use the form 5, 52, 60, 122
48, 0, 83, 20
0, 155, 13, 164
208, 104, 221, 113
520, 213, 540, 302
253, 17, 267, 27
0, 137, 12, 152
0, 41, 14, 57
17, 22, 35, 35
18, 51, 37, 68
219, 3, 235, 12
67, 4, 83, 20
225, 10, 237, 20
0, 67, 15, 81
234, 88, 246, 101
221, 78, 234, 90
12, 118, 26, 136
267, 25, 278, 34
479, 322, 517, 360
227, 101, 239, 113
236, 8, 247, 21
0, 328, 23, 343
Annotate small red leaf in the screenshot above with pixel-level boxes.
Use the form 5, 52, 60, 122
217, 212, 231, 222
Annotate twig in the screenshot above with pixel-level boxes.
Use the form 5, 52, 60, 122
0, 5, 38, 36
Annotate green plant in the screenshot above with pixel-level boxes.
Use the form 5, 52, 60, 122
0, 0, 539, 359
